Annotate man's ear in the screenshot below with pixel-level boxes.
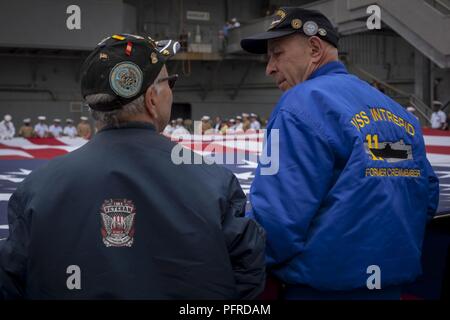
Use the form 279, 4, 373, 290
309, 36, 324, 62
144, 85, 159, 120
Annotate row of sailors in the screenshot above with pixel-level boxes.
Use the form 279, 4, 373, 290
163, 118, 191, 136
203, 113, 262, 134
0, 115, 92, 140
163, 113, 262, 136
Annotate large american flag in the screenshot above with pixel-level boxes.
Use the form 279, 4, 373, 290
1, 130, 449, 240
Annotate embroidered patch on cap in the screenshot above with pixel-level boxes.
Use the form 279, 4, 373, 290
303, 21, 319, 36
291, 19, 303, 29
318, 28, 328, 36
109, 62, 143, 98
112, 34, 125, 41
268, 9, 287, 30
151, 52, 158, 64
99, 52, 108, 60
125, 41, 133, 56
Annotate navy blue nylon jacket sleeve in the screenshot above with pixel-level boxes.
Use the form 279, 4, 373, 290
0, 189, 29, 299
222, 175, 266, 300
425, 159, 439, 220
248, 109, 335, 268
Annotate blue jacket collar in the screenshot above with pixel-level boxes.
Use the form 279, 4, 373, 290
307, 61, 348, 81
266, 61, 348, 130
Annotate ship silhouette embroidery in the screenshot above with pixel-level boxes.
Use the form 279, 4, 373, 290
365, 139, 413, 163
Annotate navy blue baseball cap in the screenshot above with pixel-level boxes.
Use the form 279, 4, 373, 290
241, 7, 339, 54
81, 34, 180, 111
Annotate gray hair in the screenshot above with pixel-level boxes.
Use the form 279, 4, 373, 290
87, 70, 165, 127
88, 94, 146, 127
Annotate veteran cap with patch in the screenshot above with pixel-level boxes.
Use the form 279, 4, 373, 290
81, 34, 180, 111
241, 7, 339, 54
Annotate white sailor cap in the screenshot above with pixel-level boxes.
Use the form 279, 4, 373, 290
38, 116, 46, 121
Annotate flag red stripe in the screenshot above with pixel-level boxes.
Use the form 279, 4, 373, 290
422, 128, 450, 136
426, 146, 450, 155
26, 138, 68, 146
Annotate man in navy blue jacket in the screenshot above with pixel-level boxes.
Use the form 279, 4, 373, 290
0, 34, 266, 299
241, 7, 439, 299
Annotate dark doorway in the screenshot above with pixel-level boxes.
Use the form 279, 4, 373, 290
171, 103, 191, 120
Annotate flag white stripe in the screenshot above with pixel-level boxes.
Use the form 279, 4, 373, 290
0, 193, 12, 201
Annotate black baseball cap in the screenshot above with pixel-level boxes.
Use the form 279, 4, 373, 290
81, 34, 180, 111
241, 7, 339, 54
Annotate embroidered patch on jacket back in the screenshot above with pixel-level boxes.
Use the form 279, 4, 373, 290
100, 199, 136, 247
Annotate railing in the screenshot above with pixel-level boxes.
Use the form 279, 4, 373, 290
409, 96, 433, 125
424, 0, 450, 15
344, 59, 432, 125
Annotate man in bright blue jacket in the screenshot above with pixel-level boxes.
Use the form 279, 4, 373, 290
241, 7, 439, 299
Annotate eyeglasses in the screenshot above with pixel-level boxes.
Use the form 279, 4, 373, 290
156, 74, 179, 89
